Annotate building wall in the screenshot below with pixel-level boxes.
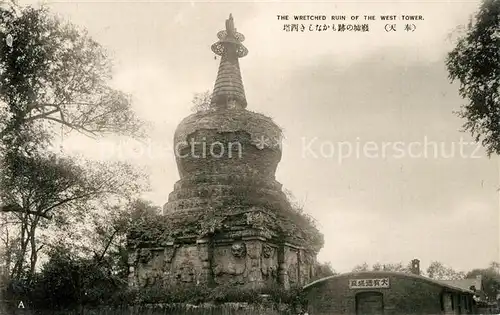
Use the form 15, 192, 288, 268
303, 272, 476, 315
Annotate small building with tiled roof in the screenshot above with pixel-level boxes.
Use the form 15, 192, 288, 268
302, 260, 478, 315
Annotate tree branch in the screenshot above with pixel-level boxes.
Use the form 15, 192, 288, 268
96, 229, 118, 265
25, 108, 60, 122
43, 116, 99, 137
0, 203, 53, 220
40, 189, 114, 216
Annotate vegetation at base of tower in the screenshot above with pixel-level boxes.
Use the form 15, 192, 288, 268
126, 282, 304, 306
445, 0, 500, 155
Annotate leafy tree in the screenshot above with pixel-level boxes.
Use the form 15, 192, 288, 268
0, 209, 19, 279
27, 245, 123, 310
426, 261, 465, 280
373, 262, 412, 273
372, 262, 383, 271
352, 262, 413, 273
0, 4, 143, 144
0, 2, 149, 283
4, 200, 160, 310
466, 261, 500, 301
313, 261, 337, 280
0, 152, 146, 281
446, 0, 500, 155
352, 262, 370, 272
90, 199, 160, 280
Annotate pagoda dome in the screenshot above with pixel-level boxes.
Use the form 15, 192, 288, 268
173, 108, 283, 180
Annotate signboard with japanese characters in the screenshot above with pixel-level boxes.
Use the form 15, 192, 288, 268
348, 278, 390, 289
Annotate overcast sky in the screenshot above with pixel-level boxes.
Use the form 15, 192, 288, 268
22, 0, 499, 273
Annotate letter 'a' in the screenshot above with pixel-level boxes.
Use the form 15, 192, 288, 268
18, 301, 25, 308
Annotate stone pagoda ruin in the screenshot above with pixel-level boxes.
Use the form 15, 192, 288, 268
127, 14, 323, 290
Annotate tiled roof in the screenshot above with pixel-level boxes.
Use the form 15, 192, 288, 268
439, 278, 483, 292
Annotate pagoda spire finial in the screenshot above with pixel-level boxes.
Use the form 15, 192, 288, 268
210, 14, 248, 110
226, 13, 235, 35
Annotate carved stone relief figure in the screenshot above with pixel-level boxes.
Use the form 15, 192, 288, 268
231, 242, 247, 258
213, 250, 246, 276
213, 245, 246, 285
164, 246, 177, 264
197, 242, 211, 284
245, 242, 262, 283
138, 249, 166, 286
262, 264, 277, 280
246, 211, 265, 226
288, 262, 299, 284
261, 244, 277, 281
213, 260, 246, 276
161, 246, 177, 283
161, 245, 179, 284
247, 267, 261, 282
299, 251, 313, 284
127, 251, 139, 286
176, 261, 195, 283
137, 268, 154, 288
286, 248, 299, 285
262, 244, 273, 258
128, 251, 138, 266
150, 250, 164, 270
246, 242, 260, 260
146, 273, 163, 287
138, 248, 152, 264
135, 249, 156, 287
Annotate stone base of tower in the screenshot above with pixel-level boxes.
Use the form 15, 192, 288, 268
128, 233, 317, 290
127, 158, 323, 291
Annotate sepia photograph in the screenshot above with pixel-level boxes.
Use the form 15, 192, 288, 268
0, 0, 499, 314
